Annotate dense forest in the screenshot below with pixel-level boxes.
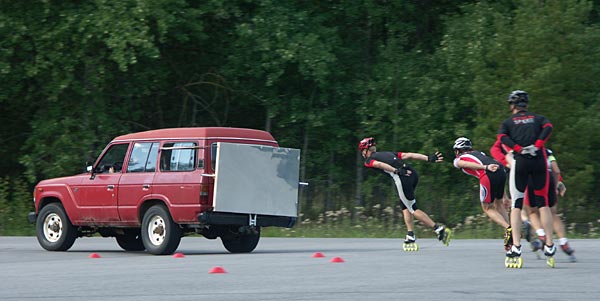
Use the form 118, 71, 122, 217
1, 0, 599, 235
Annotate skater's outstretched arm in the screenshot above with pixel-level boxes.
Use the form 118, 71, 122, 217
401, 151, 443, 163
455, 160, 500, 172
368, 160, 397, 173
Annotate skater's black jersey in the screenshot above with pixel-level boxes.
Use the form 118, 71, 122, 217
364, 151, 416, 175
498, 110, 552, 154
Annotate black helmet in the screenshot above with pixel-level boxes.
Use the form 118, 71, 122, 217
507, 90, 528, 107
453, 137, 472, 151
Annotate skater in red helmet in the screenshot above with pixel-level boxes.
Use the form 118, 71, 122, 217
358, 137, 451, 251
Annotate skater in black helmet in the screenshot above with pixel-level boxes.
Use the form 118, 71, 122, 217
358, 137, 451, 251
498, 90, 555, 268
452, 137, 511, 250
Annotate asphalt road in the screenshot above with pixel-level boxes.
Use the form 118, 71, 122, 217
1, 236, 598, 300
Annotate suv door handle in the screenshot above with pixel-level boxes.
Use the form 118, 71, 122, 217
107, 185, 115, 190
142, 184, 150, 189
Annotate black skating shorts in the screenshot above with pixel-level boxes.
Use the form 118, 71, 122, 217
480, 168, 506, 204
525, 174, 557, 208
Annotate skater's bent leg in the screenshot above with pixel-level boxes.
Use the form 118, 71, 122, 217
402, 209, 414, 232
520, 205, 529, 223
510, 208, 522, 247
539, 206, 554, 245
551, 206, 566, 239
528, 206, 543, 234
494, 199, 510, 224
412, 209, 436, 229
482, 202, 510, 228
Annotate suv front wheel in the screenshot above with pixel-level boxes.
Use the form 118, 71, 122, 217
141, 205, 182, 255
36, 203, 78, 251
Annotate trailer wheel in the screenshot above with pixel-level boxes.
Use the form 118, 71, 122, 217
221, 226, 261, 253
115, 229, 145, 251
36, 203, 77, 251
141, 205, 181, 255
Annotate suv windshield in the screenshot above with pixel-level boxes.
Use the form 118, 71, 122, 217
97, 143, 129, 173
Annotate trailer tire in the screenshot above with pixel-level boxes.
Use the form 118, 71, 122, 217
221, 226, 261, 253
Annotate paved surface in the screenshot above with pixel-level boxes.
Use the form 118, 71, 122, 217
1, 236, 598, 300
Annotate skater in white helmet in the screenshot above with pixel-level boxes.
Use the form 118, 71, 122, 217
452, 137, 511, 250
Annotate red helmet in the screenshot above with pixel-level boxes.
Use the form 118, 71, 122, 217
358, 137, 376, 150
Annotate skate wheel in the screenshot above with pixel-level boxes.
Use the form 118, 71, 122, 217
403, 243, 418, 252
505, 257, 523, 268
546, 256, 555, 268
443, 229, 452, 246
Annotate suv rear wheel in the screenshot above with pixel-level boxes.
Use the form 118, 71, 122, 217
36, 203, 77, 251
141, 205, 181, 255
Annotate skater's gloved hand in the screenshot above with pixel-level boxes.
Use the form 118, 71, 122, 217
484, 164, 500, 172
520, 145, 538, 156
557, 181, 566, 197
428, 151, 443, 163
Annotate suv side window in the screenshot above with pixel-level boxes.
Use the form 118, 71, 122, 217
127, 142, 158, 173
160, 142, 197, 172
97, 143, 129, 173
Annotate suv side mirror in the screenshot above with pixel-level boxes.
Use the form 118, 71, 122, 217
87, 164, 96, 180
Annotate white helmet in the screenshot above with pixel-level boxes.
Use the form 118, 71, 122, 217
453, 137, 472, 151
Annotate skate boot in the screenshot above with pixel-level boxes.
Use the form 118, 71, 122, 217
503, 227, 513, 252
435, 226, 452, 246
530, 239, 543, 259
402, 234, 418, 252
505, 244, 523, 268
544, 243, 557, 268
561, 243, 576, 262
504, 245, 523, 269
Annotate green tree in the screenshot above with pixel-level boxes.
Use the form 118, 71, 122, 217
430, 0, 600, 222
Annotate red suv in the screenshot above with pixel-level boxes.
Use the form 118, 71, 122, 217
29, 127, 300, 255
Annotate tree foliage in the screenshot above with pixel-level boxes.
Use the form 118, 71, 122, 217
1, 0, 599, 234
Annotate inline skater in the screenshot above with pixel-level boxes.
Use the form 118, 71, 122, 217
524, 148, 576, 262
498, 90, 555, 268
452, 137, 511, 250
489, 137, 514, 250
359, 137, 451, 251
